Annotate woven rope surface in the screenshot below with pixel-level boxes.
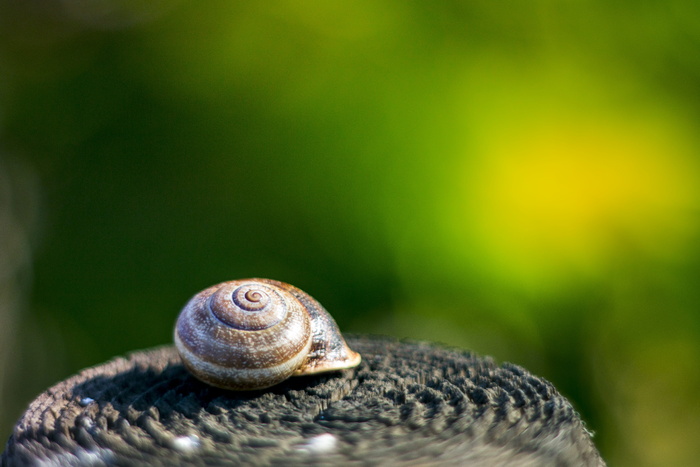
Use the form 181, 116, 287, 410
1, 336, 605, 466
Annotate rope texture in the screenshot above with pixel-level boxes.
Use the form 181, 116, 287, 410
1, 336, 605, 466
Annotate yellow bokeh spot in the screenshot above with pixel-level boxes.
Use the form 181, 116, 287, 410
454, 115, 700, 291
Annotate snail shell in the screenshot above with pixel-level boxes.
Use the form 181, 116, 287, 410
174, 278, 361, 390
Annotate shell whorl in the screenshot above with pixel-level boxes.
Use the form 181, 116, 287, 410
174, 278, 361, 390
209, 281, 287, 330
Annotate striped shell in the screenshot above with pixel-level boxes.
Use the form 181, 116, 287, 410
174, 279, 361, 390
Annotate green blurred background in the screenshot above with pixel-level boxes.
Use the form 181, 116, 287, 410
2, 1, 700, 465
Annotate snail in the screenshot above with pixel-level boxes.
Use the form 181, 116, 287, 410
174, 278, 361, 390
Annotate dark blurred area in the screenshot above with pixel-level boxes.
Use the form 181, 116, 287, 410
2, 1, 700, 465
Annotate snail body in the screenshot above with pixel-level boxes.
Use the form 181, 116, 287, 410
174, 279, 361, 390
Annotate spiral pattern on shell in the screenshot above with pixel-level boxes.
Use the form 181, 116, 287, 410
210, 282, 287, 331
174, 279, 360, 390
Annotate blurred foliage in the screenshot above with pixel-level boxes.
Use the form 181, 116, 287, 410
1, 1, 700, 465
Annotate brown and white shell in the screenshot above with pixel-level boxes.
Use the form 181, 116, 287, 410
174, 278, 361, 390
